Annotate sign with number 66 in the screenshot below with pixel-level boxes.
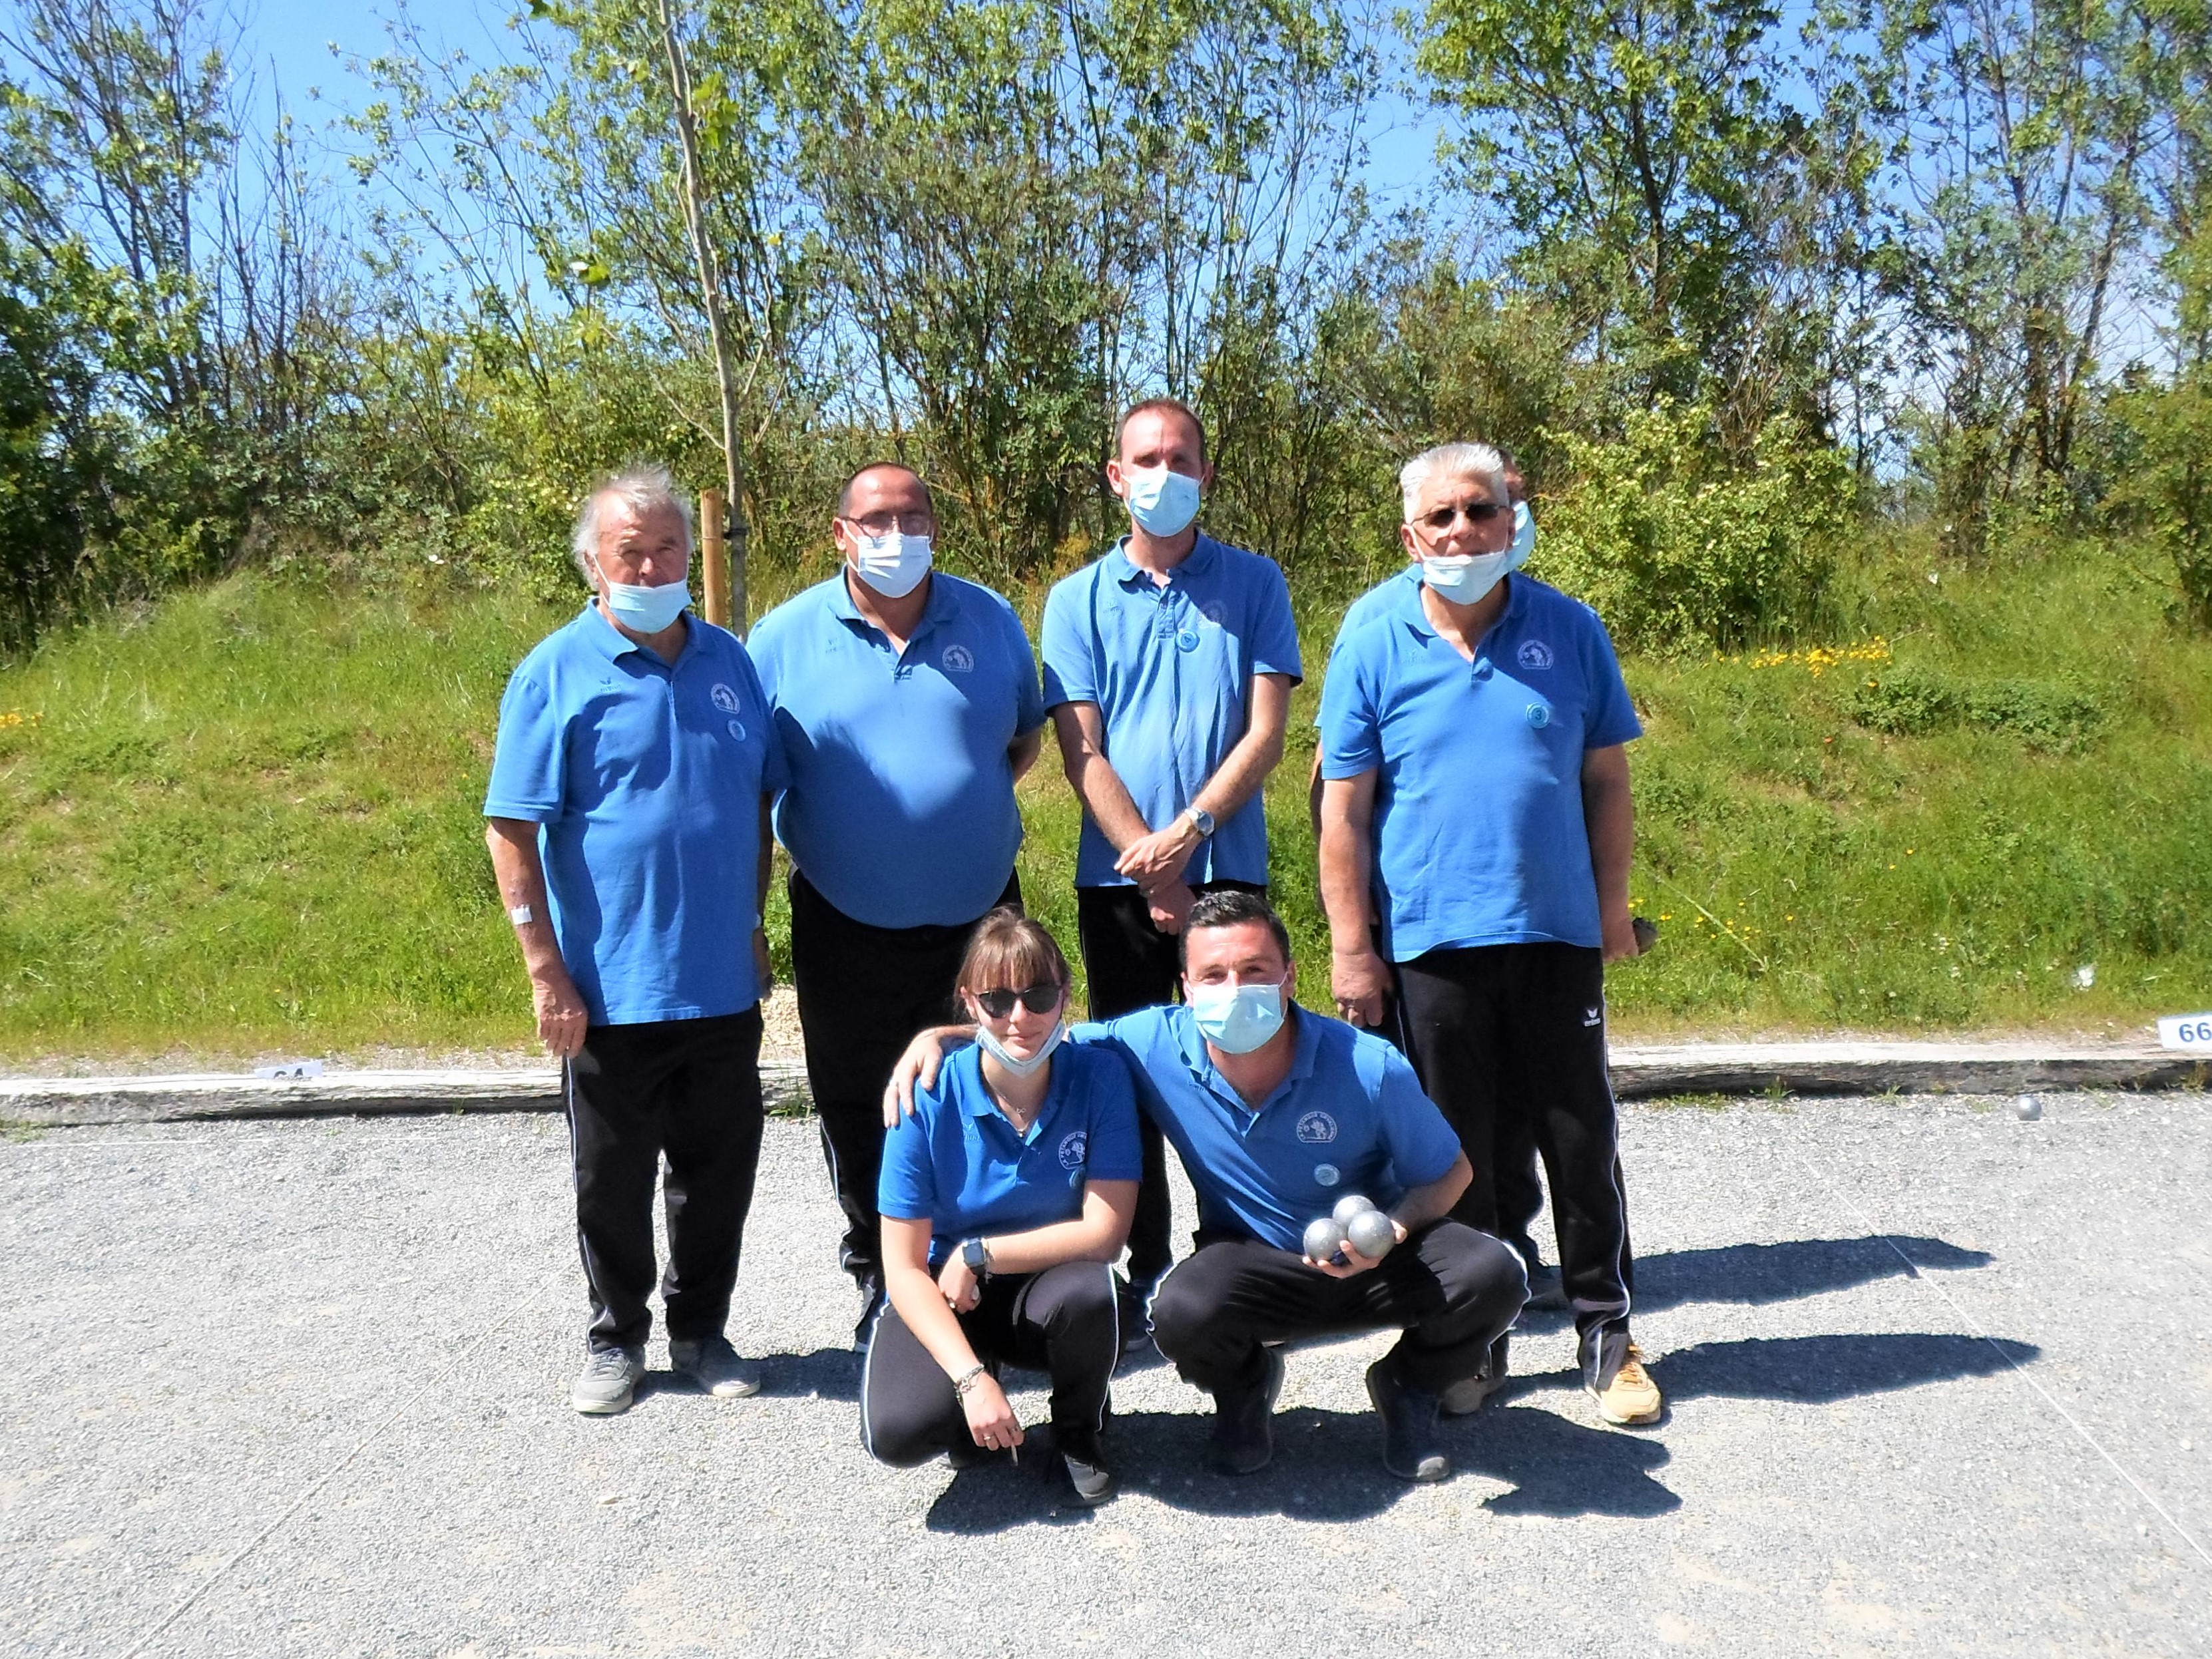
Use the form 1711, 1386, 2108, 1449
2157, 1015, 2212, 1051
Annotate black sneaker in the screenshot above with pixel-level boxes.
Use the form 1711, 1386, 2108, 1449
1366, 1357, 1449, 1482
852, 1280, 886, 1354
1056, 1427, 1117, 1505
1115, 1275, 1154, 1354
1210, 1345, 1284, 1475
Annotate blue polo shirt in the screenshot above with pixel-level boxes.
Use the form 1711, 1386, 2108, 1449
1040, 534, 1302, 888
879, 1041, 1144, 1264
483, 605, 785, 1026
1333, 565, 1419, 647
1069, 1004, 1462, 1254
749, 571, 1046, 929
1317, 573, 1641, 960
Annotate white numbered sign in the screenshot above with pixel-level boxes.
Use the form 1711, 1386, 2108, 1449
2157, 1015, 2212, 1053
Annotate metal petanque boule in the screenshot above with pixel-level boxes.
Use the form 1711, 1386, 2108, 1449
2014, 1093, 2044, 1121
1331, 1193, 1376, 1228
1302, 1215, 1346, 1263
1345, 1206, 1397, 1260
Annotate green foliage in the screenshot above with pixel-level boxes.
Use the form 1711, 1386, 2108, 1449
2103, 365, 2212, 629
1528, 401, 1853, 652
1850, 669, 2105, 751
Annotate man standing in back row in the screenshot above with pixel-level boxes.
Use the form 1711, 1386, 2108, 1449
1316, 441, 1661, 1427
749, 462, 1048, 1348
1042, 398, 1302, 1336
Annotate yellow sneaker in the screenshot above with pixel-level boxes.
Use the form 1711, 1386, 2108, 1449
1591, 1343, 1663, 1425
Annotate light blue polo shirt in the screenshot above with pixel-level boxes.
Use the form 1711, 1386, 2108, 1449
1317, 573, 1641, 960
879, 1041, 1144, 1265
484, 604, 785, 1026
749, 571, 1046, 929
1070, 1003, 1462, 1255
1041, 534, 1302, 888
1333, 564, 1419, 645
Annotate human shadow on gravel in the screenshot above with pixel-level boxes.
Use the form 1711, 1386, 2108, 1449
924, 1403, 1678, 1533
751, 1346, 862, 1402
1511, 1235, 1994, 1337
1648, 1332, 2037, 1403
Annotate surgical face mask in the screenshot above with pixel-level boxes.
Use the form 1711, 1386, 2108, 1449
976, 1017, 1064, 1079
1121, 464, 1202, 538
1421, 548, 1512, 606
1509, 500, 1536, 570
598, 570, 692, 634
851, 531, 933, 599
1188, 979, 1286, 1055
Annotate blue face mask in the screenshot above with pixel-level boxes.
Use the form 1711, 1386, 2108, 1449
976, 1017, 1064, 1079
1421, 549, 1512, 605
1509, 500, 1536, 570
1122, 464, 1202, 538
600, 574, 692, 634
1188, 980, 1286, 1055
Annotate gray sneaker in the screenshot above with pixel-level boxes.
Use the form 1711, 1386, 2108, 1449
668, 1334, 762, 1399
571, 1346, 645, 1415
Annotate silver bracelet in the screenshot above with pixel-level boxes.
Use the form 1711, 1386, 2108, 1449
951, 1364, 988, 1397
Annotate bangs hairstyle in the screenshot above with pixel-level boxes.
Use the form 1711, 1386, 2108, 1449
957, 908, 1072, 996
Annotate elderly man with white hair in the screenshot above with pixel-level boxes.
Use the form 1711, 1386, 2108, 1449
1315, 441, 1661, 1428
484, 463, 785, 1415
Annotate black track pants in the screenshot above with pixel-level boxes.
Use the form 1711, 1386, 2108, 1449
1074, 880, 1266, 1298
564, 1008, 766, 1354
1391, 941, 1634, 1346
1149, 1222, 1526, 1397
787, 868, 1022, 1292
860, 1261, 1120, 1466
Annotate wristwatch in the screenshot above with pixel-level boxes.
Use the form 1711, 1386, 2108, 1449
961, 1237, 990, 1276
1184, 805, 1216, 838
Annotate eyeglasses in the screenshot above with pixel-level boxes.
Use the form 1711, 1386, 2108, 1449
1415, 501, 1508, 531
973, 984, 1063, 1019
843, 512, 936, 537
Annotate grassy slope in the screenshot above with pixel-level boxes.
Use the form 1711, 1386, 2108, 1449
2, 539, 2207, 1062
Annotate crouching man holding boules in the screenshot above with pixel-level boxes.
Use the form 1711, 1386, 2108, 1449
887, 890, 1526, 1482
484, 464, 783, 1416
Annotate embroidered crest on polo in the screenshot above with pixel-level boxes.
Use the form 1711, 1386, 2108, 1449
941, 644, 974, 673
710, 681, 741, 713
1058, 1130, 1088, 1170
1295, 1110, 1339, 1144
1313, 1163, 1341, 1187
1518, 638, 1554, 670
1200, 600, 1227, 626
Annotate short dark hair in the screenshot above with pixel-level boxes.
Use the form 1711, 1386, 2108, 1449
1116, 397, 1208, 466
1180, 888, 1291, 968
837, 462, 935, 518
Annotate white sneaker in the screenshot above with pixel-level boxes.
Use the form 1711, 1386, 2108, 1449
571, 1346, 645, 1415
669, 1334, 761, 1399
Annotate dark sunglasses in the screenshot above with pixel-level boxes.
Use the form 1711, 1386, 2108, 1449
1417, 501, 1509, 530
973, 984, 1063, 1019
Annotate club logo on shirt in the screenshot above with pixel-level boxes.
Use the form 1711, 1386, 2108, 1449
1058, 1130, 1088, 1170
1313, 1163, 1341, 1187
726, 719, 748, 743
1518, 639, 1555, 670
1200, 600, 1227, 626
941, 644, 975, 673
710, 682, 742, 713
1295, 1111, 1339, 1144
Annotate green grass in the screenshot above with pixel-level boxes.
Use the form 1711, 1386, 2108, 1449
3, 534, 2209, 1063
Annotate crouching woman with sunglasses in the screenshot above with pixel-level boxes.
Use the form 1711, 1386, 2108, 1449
860, 908, 1140, 1505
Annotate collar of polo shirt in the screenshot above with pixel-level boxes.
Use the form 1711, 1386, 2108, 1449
1110, 532, 1219, 588
828, 562, 958, 636
1176, 998, 1321, 1109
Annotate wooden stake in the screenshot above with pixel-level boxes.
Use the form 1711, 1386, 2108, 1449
700, 488, 730, 629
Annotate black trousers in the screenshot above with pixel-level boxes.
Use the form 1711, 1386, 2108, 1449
859, 1261, 1120, 1465
564, 1008, 766, 1354
1392, 942, 1635, 1356
788, 866, 1022, 1290
1075, 879, 1266, 1296
1150, 1222, 1526, 1397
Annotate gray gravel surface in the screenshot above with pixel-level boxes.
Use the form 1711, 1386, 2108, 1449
3, 1091, 2207, 1657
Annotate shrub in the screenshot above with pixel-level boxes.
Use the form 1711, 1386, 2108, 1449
1851, 667, 2106, 751
1530, 399, 1854, 654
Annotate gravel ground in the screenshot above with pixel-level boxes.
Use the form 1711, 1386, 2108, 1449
2, 1090, 2206, 1657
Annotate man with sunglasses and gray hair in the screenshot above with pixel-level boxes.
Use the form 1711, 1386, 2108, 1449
1315, 441, 1661, 1429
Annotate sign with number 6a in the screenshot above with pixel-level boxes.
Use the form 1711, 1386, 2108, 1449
2157, 1015, 2212, 1051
